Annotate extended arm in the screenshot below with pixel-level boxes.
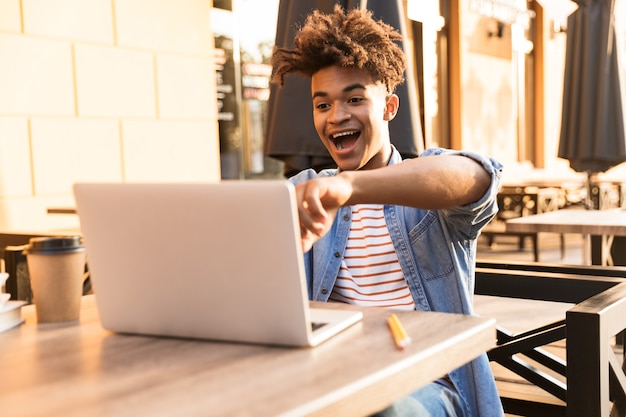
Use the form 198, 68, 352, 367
296, 154, 491, 252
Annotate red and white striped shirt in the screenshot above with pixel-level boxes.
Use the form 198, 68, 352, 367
330, 204, 416, 310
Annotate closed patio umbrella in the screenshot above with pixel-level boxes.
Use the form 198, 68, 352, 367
264, 0, 424, 177
558, 0, 626, 207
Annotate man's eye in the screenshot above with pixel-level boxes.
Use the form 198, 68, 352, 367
315, 103, 330, 110
348, 97, 363, 103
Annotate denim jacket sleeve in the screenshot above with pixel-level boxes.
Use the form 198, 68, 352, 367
419, 147, 503, 239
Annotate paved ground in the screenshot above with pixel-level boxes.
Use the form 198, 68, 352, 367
477, 231, 585, 265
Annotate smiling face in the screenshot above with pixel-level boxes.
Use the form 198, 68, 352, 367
311, 66, 399, 171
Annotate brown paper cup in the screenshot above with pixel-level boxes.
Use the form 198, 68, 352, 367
25, 237, 85, 323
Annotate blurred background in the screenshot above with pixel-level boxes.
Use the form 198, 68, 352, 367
0, 0, 624, 233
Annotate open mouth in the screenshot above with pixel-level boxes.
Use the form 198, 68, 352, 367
331, 130, 360, 150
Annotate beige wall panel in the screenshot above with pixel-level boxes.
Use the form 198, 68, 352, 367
157, 54, 215, 119
0, 118, 32, 197
459, 4, 517, 167
0, 196, 80, 232
123, 120, 220, 182
74, 44, 156, 118
30, 118, 122, 195
23, 0, 114, 43
0, 34, 74, 115
0, 0, 22, 32
115, 0, 213, 54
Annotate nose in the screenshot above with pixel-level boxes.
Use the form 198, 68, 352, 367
328, 103, 351, 124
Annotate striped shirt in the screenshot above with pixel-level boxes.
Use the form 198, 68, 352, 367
329, 204, 416, 310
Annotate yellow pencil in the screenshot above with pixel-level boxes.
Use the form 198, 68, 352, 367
387, 313, 412, 350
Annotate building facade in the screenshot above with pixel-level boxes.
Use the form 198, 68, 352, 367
0, 0, 220, 232
0, 0, 624, 233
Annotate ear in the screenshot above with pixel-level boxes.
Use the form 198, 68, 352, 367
383, 94, 400, 121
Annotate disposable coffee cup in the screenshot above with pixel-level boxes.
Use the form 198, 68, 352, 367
24, 236, 86, 323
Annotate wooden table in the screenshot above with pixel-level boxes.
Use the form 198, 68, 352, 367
0, 295, 495, 417
506, 209, 626, 266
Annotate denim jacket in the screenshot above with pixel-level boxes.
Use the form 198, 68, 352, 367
289, 146, 505, 417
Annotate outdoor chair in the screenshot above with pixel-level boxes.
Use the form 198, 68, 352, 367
475, 260, 626, 416
481, 186, 564, 262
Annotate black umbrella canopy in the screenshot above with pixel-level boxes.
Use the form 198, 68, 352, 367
264, 0, 424, 177
558, 0, 626, 175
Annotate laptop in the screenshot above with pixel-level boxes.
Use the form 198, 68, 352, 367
73, 181, 362, 347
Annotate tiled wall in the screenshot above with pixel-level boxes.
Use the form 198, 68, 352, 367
0, 0, 220, 232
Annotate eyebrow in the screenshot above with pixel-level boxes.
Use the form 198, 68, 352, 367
312, 83, 367, 99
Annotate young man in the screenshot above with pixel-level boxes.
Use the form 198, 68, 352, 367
271, 6, 504, 417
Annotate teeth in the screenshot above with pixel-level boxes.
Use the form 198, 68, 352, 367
331, 131, 357, 139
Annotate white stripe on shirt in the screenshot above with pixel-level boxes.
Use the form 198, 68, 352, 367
330, 204, 415, 310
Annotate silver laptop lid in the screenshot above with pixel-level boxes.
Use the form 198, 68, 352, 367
74, 181, 321, 346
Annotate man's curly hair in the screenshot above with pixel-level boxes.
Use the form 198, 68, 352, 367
271, 5, 406, 93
